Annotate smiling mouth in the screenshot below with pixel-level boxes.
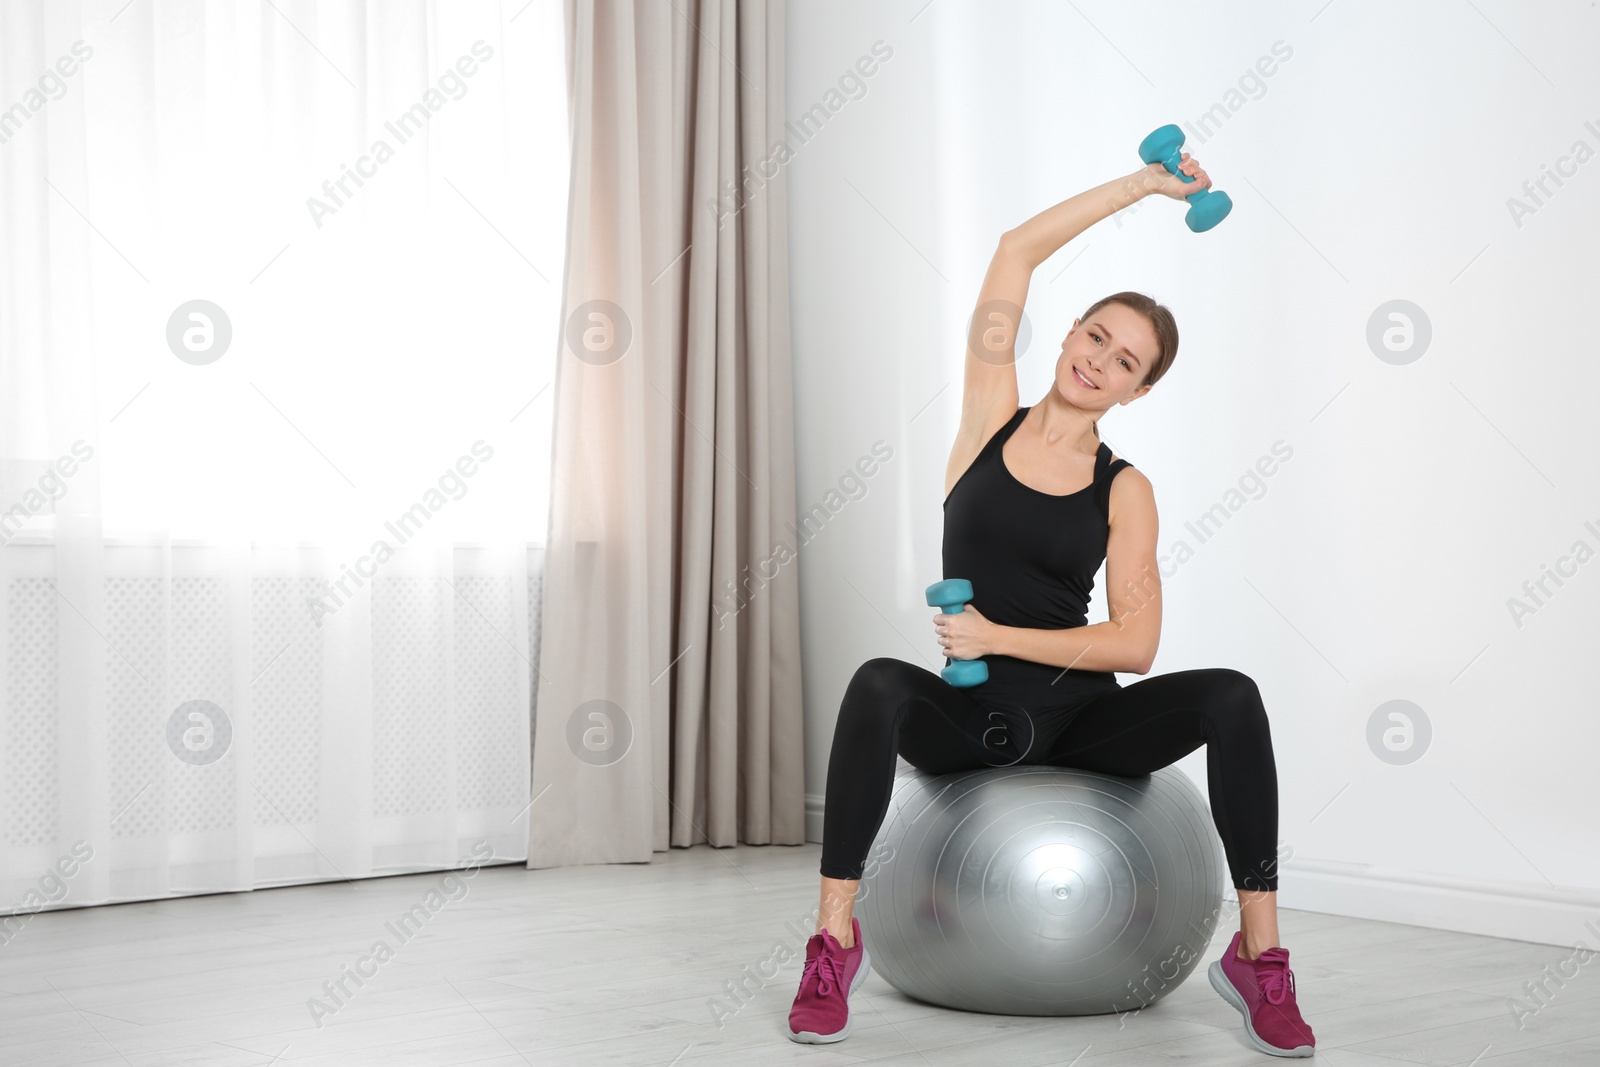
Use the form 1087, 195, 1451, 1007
1073, 366, 1099, 390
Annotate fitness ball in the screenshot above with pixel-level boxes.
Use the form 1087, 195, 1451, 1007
856, 762, 1225, 1016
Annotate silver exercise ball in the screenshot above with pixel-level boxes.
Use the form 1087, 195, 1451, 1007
855, 763, 1224, 1016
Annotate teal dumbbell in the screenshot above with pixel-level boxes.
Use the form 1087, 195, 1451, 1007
1138, 123, 1233, 233
925, 578, 989, 688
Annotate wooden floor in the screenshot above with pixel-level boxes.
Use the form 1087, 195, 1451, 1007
3, 842, 1598, 1066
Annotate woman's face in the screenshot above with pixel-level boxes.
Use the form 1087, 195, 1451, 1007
1054, 304, 1158, 411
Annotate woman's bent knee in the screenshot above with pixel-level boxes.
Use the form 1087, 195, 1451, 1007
855, 656, 917, 681
846, 657, 920, 703
1203, 668, 1270, 739
836, 657, 917, 733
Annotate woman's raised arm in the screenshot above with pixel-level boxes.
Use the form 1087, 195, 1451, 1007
950, 237, 1029, 460
945, 158, 1208, 499
1005, 154, 1205, 268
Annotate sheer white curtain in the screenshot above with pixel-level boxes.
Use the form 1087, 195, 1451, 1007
0, 0, 566, 910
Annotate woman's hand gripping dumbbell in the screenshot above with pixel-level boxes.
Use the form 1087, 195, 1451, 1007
925, 578, 992, 687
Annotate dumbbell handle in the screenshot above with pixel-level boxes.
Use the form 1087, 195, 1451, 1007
1151, 146, 1198, 186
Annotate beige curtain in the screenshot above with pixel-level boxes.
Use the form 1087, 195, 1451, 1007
529, 0, 804, 868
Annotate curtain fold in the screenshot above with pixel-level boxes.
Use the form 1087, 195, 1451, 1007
530, 0, 803, 867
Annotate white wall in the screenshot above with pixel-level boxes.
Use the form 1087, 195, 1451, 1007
785, 0, 1600, 947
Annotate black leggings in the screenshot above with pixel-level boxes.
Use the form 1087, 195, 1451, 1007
819, 657, 1281, 892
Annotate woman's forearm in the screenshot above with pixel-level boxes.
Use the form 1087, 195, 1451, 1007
1003, 169, 1158, 269
992, 620, 1148, 675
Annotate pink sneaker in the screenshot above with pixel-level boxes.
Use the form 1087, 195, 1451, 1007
1208, 931, 1316, 1058
787, 916, 871, 1043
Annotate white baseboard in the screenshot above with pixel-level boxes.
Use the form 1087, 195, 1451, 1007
805, 793, 824, 846
805, 793, 1598, 948
1280, 858, 1600, 948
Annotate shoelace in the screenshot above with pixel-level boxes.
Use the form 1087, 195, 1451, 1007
803, 946, 847, 998
1254, 948, 1295, 1006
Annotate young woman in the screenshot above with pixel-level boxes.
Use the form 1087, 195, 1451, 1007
787, 153, 1316, 1058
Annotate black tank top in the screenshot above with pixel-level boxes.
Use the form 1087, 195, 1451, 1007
942, 405, 1134, 698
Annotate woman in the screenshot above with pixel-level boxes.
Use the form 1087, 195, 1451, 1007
787, 152, 1316, 1059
